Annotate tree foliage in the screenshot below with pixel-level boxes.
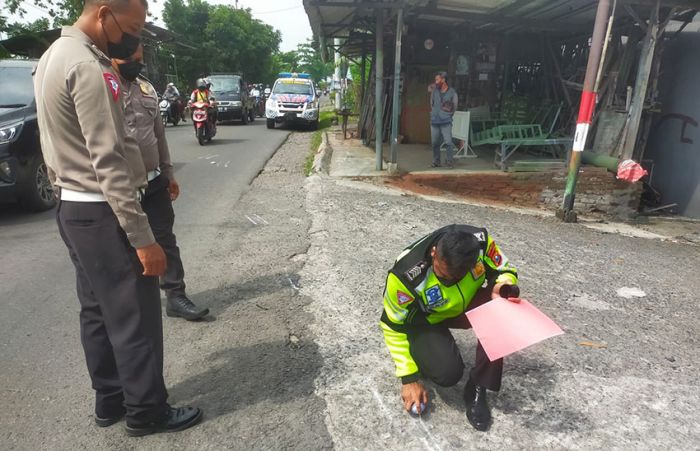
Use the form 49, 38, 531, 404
163, 0, 281, 87
1, 0, 82, 33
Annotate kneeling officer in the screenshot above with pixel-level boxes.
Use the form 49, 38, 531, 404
380, 224, 520, 431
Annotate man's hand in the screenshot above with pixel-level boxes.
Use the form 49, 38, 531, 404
136, 243, 167, 276
401, 381, 429, 414
168, 178, 180, 201
492, 282, 521, 303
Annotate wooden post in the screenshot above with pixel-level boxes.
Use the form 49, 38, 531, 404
620, 0, 660, 160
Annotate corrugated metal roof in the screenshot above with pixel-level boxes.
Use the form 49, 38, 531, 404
305, 0, 700, 40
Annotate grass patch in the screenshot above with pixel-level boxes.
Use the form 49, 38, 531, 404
305, 130, 323, 176
304, 111, 335, 176
318, 111, 335, 130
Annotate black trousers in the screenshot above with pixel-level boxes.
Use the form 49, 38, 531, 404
141, 175, 186, 299
56, 201, 168, 424
407, 286, 504, 391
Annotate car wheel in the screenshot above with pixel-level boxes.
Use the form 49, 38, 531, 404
309, 120, 319, 131
18, 154, 56, 212
266, 119, 275, 129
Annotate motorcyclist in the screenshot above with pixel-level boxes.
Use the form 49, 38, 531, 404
163, 82, 185, 122
264, 84, 271, 97
190, 78, 217, 123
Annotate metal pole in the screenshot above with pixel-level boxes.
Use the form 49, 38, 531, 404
360, 35, 367, 106
390, 7, 404, 166
171, 54, 179, 84
558, 0, 611, 223
375, 8, 384, 171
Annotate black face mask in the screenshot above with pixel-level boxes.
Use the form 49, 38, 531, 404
103, 11, 141, 59
118, 61, 144, 82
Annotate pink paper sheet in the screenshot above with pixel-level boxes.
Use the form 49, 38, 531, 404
465, 298, 564, 361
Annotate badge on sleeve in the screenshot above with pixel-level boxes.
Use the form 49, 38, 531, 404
396, 291, 414, 306
139, 80, 155, 97
425, 285, 446, 309
103, 73, 120, 102
487, 242, 503, 266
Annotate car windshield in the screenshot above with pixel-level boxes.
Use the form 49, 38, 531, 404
273, 81, 313, 96
208, 76, 241, 94
0, 66, 35, 107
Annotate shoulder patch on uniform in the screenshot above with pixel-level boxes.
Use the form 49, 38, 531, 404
474, 231, 486, 242
139, 80, 155, 97
471, 260, 485, 279
103, 73, 120, 102
396, 291, 414, 306
487, 242, 503, 266
404, 261, 428, 282
425, 285, 446, 309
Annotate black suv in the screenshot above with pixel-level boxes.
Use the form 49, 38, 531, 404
207, 74, 254, 124
0, 59, 55, 211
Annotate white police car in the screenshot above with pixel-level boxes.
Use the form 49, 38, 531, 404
265, 73, 319, 130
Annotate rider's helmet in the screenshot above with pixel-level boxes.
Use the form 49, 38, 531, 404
167, 82, 174, 88
196, 78, 207, 90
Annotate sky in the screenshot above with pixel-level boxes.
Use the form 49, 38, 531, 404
5, 0, 313, 52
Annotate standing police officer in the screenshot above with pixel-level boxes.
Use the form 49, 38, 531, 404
34, 0, 202, 436
113, 45, 209, 320
380, 224, 520, 431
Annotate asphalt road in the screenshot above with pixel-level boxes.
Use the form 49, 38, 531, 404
0, 119, 293, 449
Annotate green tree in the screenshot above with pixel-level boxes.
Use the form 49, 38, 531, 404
162, 0, 281, 87
272, 50, 300, 74
296, 39, 332, 83
1, 0, 82, 29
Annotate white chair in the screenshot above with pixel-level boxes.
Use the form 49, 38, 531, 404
441, 111, 477, 158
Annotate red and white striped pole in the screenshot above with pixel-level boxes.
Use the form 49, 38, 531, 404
559, 0, 611, 223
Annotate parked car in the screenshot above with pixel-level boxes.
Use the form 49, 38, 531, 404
206, 73, 254, 124
265, 72, 320, 130
0, 59, 55, 212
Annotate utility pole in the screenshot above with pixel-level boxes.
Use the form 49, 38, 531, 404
557, 0, 611, 223
389, 6, 404, 173
375, 8, 384, 171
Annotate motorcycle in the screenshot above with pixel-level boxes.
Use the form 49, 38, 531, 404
191, 101, 216, 145
255, 95, 265, 117
160, 97, 182, 126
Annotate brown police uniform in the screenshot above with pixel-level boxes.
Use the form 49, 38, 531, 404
33, 26, 168, 425
123, 76, 188, 300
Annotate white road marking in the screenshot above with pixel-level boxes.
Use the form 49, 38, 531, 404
245, 215, 258, 225
251, 214, 269, 225
418, 418, 444, 451
616, 287, 646, 298
224, 161, 231, 168
204, 154, 219, 160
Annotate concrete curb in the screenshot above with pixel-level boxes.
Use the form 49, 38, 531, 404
311, 130, 333, 175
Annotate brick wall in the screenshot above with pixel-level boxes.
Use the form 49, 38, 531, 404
401, 167, 642, 218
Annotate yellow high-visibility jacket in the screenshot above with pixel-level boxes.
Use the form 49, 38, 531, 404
380, 224, 518, 383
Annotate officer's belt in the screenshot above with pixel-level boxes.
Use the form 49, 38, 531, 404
60, 189, 106, 202
147, 168, 161, 182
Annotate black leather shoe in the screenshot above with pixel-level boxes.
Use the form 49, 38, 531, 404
125, 405, 203, 437
463, 380, 492, 432
166, 295, 209, 321
95, 410, 125, 427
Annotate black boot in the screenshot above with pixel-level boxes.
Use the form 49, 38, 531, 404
463, 379, 492, 432
166, 295, 209, 321
125, 405, 203, 437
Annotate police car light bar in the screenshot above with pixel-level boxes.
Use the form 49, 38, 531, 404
278, 72, 312, 79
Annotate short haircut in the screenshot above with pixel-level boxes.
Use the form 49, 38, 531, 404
436, 71, 448, 80
435, 229, 480, 276
84, 0, 148, 11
